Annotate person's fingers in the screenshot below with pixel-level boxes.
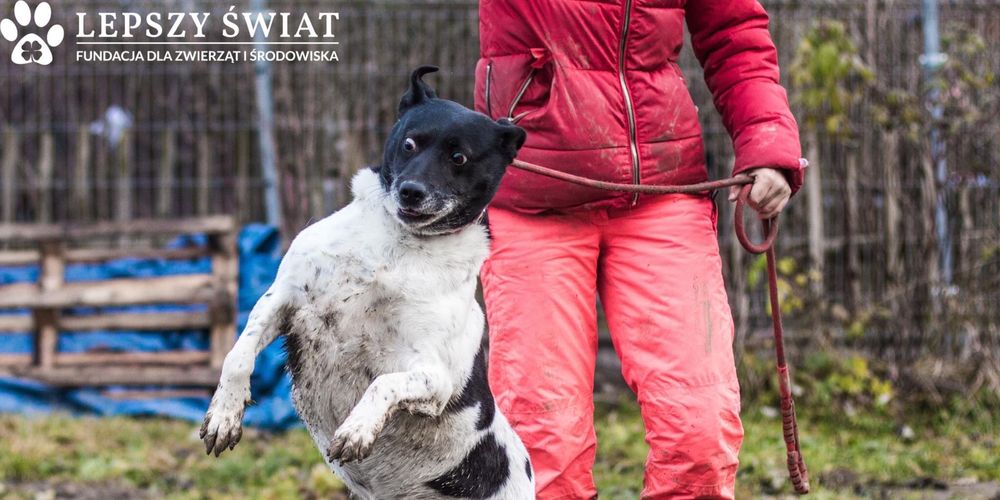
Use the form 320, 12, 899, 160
728, 185, 739, 202
758, 187, 791, 219
750, 181, 775, 211
757, 184, 785, 210
772, 195, 790, 216
758, 198, 781, 219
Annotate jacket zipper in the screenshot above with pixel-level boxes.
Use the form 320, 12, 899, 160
485, 61, 494, 118
618, 0, 641, 205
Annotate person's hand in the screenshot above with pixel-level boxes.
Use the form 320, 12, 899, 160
727, 168, 791, 219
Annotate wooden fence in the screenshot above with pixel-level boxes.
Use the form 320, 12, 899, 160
1, 0, 998, 359
0, 126, 259, 224
0, 217, 238, 392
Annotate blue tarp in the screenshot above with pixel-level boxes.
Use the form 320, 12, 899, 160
0, 224, 300, 430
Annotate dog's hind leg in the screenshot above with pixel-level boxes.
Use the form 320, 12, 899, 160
201, 284, 291, 456
326, 368, 454, 464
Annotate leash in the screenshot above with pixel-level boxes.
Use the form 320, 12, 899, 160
510, 159, 811, 495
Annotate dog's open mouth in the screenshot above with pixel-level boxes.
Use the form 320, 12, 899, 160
397, 208, 436, 224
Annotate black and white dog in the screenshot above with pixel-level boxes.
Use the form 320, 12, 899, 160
200, 66, 534, 499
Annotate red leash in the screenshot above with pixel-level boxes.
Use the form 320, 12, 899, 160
510, 159, 811, 495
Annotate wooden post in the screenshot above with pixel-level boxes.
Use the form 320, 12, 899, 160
236, 129, 250, 219
94, 136, 108, 221
32, 241, 64, 370
116, 129, 133, 224
882, 131, 902, 291
921, 146, 940, 296
72, 126, 91, 221
157, 128, 176, 217
307, 132, 322, 221
207, 232, 238, 369
957, 185, 973, 273
37, 132, 55, 223
2, 127, 18, 224
805, 130, 825, 295
844, 144, 861, 313
198, 133, 212, 215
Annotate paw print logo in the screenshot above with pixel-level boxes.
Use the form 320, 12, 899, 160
0, 1, 64, 66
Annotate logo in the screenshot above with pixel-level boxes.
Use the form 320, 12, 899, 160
0, 1, 64, 65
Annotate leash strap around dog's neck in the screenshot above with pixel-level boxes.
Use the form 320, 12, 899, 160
509, 159, 811, 495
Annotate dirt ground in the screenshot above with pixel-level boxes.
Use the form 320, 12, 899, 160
1, 479, 998, 499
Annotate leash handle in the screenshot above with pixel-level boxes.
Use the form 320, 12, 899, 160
733, 184, 779, 255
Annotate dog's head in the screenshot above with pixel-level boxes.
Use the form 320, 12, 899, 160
376, 65, 526, 235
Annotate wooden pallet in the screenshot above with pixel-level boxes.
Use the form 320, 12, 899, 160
0, 216, 238, 391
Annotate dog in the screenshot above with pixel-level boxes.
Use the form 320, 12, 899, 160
199, 66, 535, 499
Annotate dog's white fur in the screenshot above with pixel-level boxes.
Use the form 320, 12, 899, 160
201, 169, 533, 499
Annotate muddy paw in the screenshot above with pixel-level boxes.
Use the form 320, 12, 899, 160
199, 389, 249, 457
325, 423, 377, 464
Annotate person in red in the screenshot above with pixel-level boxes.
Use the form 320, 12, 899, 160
475, 1, 804, 498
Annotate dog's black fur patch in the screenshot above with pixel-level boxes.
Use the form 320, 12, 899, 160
525, 457, 532, 480
373, 65, 526, 235
444, 344, 495, 430
426, 433, 510, 497
277, 305, 306, 383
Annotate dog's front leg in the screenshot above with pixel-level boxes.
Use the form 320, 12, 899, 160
326, 368, 453, 464
200, 284, 289, 456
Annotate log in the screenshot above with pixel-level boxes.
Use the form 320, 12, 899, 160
0, 310, 211, 333
0, 315, 32, 332
32, 241, 64, 369
208, 233, 238, 368
55, 350, 211, 366
0, 215, 235, 242
0, 354, 30, 367
60, 311, 212, 331
0, 365, 221, 387
0, 274, 223, 309
0, 246, 208, 266
102, 389, 210, 401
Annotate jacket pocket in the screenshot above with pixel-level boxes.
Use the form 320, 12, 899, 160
486, 49, 554, 124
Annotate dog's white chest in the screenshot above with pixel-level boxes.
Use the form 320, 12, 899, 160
278, 192, 486, 430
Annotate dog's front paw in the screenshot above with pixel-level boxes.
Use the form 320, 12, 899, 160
200, 387, 249, 457
326, 421, 377, 464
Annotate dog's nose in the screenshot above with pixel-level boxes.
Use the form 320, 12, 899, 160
398, 181, 428, 207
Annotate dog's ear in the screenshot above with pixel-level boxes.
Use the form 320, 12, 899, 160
399, 65, 439, 116
495, 118, 527, 161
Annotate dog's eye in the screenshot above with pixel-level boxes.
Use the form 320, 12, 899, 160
451, 153, 468, 166
403, 138, 417, 152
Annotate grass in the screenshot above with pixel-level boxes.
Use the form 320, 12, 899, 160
0, 395, 996, 499
595, 397, 999, 499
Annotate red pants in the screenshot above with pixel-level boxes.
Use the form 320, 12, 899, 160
481, 194, 743, 499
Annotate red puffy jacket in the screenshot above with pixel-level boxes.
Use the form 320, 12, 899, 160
475, 0, 804, 213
